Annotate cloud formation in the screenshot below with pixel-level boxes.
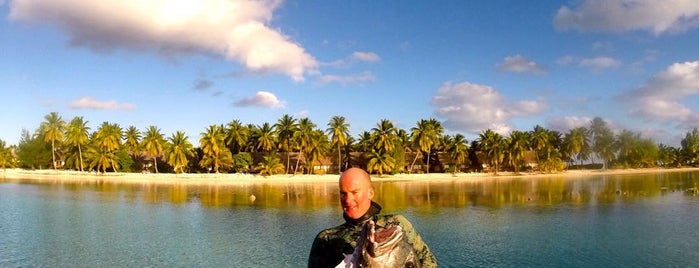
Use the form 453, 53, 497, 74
322, 51, 381, 68
557, 55, 621, 70
351, 51, 381, 63
234, 91, 285, 108
9, 0, 317, 81
621, 61, 699, 129
554, 0, 699, 35
193, 79, 213, 91
579, 57, 621, 70
69, 97, 136, 110
431, 82, 546, 135
496, 55, 546, 74
545, 116, 593, 133
316, 71, 376, 86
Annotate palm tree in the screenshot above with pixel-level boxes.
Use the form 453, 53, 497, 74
589, 117, 611, 166
199, 124, 233, 173
87, 144, 116, 173
0, 139, 14, 170
326, 116, 350, 173
92, 122, 123, 172
123, 126, 142, 156
274, 114, 297, 174
305, 129, 331, 174
594, 130, 615, 169
255, 154, 285, 176
680, 128, 699, 165
563, 127, 590, 168
40, 112, 66, 170
94, 122, 122, 152
529, 125, 549, 170
658, 144, 680, 167
142, 125, 165, 173
426, 118, 444, 172
226, 120, 250, 154
506, 130, 529, 173
371, 119, 396, 153
254, 122, 277, 154
65, 116, 90, 171
409, 119, 442, 173
355, 131, 373, 153
366, 150, 395, 176
165, 131, 194, 173
615, 130, 638, 167
479, 129, 505, 174
394, 128, 411, 174
446, 134, 469, 174
293, 118, 316, 174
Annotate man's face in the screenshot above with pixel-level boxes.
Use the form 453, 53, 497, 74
339, 171, 374, 219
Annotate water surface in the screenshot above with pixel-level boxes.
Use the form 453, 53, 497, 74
2, 171, 698, 267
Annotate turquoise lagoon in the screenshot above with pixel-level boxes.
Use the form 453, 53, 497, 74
1, 171, 699, 267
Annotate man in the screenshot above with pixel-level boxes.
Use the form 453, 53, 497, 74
308, 168, 437, 267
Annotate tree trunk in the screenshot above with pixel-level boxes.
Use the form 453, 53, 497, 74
426, 148, 431, 174
153, 157, 159, 173
286, 151, 291, 174
51, 140, 56, 170
293, 147, 303, 175
337, 143, 342, 174
78, 144, 84, 172
409, 151, 422, 173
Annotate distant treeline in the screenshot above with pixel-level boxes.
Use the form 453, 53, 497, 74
0, 112, 698, 176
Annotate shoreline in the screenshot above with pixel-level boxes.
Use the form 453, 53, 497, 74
2, 167, 699, 186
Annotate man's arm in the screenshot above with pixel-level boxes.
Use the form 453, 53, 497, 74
308, 233, 330, 268
393, 215, 438, 267
309, 230, 348, 268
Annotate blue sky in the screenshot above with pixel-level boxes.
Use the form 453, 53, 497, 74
1, 0, 699, 147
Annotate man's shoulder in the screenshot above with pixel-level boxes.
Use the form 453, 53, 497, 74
314, 223, 353, 241
375, 214, 412, 227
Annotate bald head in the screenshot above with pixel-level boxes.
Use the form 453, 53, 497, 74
338, 167, 374, 219
339, 167, 371, 185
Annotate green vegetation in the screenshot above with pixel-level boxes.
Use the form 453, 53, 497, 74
4, 113, 699, 175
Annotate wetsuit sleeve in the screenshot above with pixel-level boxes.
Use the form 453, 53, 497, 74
394, 215, 438, 267
308, 232, 331, 268
308, 230, 348, 268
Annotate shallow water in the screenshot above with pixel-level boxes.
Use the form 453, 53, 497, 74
1, 171, 698, 267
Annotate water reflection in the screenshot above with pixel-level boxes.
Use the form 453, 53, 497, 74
2, 171, 698, 211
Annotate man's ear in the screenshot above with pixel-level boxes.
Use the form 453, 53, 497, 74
368, 187, 374, 199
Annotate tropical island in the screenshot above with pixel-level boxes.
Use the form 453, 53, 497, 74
1, 112, 698, 184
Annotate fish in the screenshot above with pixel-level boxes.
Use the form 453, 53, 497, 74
336, 220, 421, 268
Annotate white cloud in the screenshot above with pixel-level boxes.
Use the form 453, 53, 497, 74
69, 97, 136, 110
556, 55, 577, 65
496, 55, 546, 74
622, 61, 699, 124
323, 51, 381, 68
351, 51, 381, 63
234, 91, 285, 108
554, 0, 699, 35
545, 116, 593, 133
579, 57, 621, 70
296, 110, 310, 118
9, 0, 317, 81
558, 55, 622, 70
431, 81, 546, 135
592, 41, 614, 53
316, 71, 375, 86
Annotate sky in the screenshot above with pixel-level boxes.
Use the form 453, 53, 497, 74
1, 0, 699, 147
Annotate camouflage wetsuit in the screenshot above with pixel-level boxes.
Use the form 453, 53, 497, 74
308, 201, 437, 267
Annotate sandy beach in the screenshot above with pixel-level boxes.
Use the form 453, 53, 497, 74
2, 167, 699, 186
